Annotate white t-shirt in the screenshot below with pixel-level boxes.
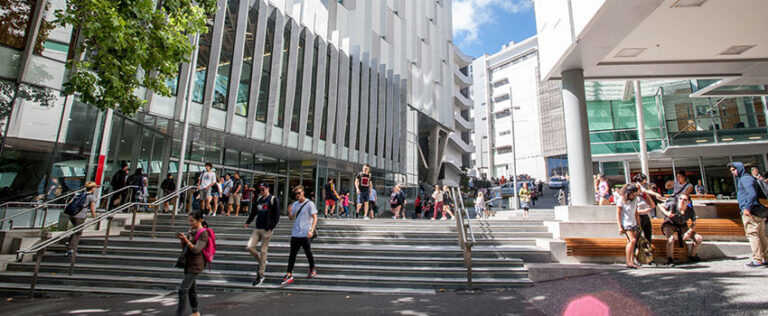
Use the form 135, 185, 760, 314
616, 195, 638, 228
291, 200, 318, 238
199, 171, 216, 189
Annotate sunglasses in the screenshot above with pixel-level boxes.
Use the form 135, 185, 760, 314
293, 191, 303, 196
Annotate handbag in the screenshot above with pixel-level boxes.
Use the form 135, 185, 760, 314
295, 201, 319, 240
175, 246, 188, 269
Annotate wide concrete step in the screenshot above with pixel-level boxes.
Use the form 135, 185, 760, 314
48, 245, 526, 268
8, 260, 529, 281
141, 223, 551, 233
125, 231, 545, 246
0, 271, 532, 291
74, 237, 551, 261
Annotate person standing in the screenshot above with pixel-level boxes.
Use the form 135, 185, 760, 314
324, 178, 340, 218
175, 211, 209, 316
281, 185, 318, 286
475, 191, 486, 219
616, 184, 642, 269
659, 194, 704, 267
632, 173, 662, 246
598, 174, 610, 205
369, 187, 378, 219
355, 164, 373, 219
65, 181, 98, 256
341, 191, 351, 218
519, 182, 532, 220
110, 161, 129, 207
441, 185, 456, 220
244, 183, 280, 286
211, 177, 223, 216
221, 174, 233, 214
672, 170, 694, 198
160, 174, 176, 213
390, 185, 406, 220
728, 162, 768, 267
197, 162, 217, 214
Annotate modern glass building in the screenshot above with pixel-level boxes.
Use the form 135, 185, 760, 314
586, 79, 768, 196
0, 0, 464, 207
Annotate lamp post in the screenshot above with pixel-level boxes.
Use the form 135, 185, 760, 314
507, 87, 520, 211
175, 32, 201, 215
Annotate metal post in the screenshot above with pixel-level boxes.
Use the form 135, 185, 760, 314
175, 33, 201, 216
1, 205, 6, 230
130, 206, 137, 240
29, 249, 44, 298
464, 244, 473, 288
102, 216, 113, 255
151, 209, 158, 238
634, 80, 649, 176
68, 243, 77, 276
508, 87, 519, 211
38, 207, 48, 238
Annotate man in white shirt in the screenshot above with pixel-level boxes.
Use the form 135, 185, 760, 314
197, 162, 217, 213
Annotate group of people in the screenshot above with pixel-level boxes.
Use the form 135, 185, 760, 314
321, 164, 384, 219
194, 162, 249, 216
109, 161, 152, 209
614, 162, 768, 269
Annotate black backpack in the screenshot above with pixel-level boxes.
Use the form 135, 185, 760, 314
64, 193, 90, 216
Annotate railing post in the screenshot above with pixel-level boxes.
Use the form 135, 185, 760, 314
129, 205, 137, 241
1, 205, 6, 230
29, 249, 44, 298
38, 207, 48, 238
102, 216, 113, 255
68, 243, 77, 276
30, 205, 39, 229
465, 244, 473, 288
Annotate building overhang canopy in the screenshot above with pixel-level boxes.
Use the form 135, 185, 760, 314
536, 0, 768, 94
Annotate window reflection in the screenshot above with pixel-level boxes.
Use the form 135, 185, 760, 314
274, 23, 291, 128
193, 23, 214, 103
306, 39, 319, 137
290, 32, 305, 132
212, 0, 239, 111
255, 14, 275, 122
236, 3, 259, 117
320, 48, 330, 140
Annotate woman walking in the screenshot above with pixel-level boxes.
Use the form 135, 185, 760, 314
475, 191, 486, 219
211, 178, 223, 216
175, 211, 210, 316
598, 174, 611, 205
442, 185, 456, 220
616, 184, 642, 269
519, 182, 532, 220
431, 185, 446, 220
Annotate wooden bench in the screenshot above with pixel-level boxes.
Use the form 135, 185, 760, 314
565, 238, 688, 259
690, 194, 716, 200
698, 202, 741, 219
650, 218, 744, 237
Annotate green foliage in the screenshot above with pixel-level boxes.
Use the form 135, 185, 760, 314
55, 0, 218, 115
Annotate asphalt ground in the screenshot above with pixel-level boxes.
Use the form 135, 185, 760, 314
1, 258, 766, 316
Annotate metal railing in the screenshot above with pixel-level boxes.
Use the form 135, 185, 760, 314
16, 185, 195, 297
0, 187, 87, 230
449, 187, 475, 288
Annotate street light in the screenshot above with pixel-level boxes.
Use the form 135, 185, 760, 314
507, 87, 521, 211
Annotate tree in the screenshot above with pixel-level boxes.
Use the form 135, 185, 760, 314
55, 0, 218, 115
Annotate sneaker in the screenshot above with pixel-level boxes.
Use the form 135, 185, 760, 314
65, 249, 77, 257
392, 216, 397, 220
430, 218, 435, 221
666, 257, 675, 267
688, 255, 701, 262
363, 217, 370, 220
281, 275, 294, 286
252, 274, 265, 286
745, 260, 765, 268
307, 269, 317, 279
440, 217, 447, 221
402, 217, 406, 221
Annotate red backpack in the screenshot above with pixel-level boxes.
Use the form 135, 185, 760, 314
194, 228, 216, 265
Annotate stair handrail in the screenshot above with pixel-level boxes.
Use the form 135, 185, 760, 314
16, 185, 194, 297
138, 185, 196, 238
450, 187, 474, 289
0, 187, 87, 230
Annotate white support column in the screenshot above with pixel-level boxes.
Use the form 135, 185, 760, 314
634, 80, 649, 177
175, 33, 202, 214
561, 69, 595, 206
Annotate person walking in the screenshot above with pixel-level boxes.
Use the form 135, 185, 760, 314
160, 174, 176, 213
211, 177, 223, 216
598, 174, 611, 205
431, 185, 445, 220
220, 174, 233, 214
475, 191, 486, 219
324, 178, 340, 218
355, 164, 373, 219
442, 185, 455, 220
369, 187, 378, 219
197, 162, 217, 214
341, 191, 350, 218
519, 182, 532, 220
390, 185, 407, 220
281, 185, 318, 286
616, 184, 642, 269
175, 211, 209, 316
244, 182, 280, 286
110, 161, 129, 207
728, 162, 768, 267
65, 181, 98, 256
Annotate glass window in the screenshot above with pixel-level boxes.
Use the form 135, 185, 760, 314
224, 148, 239, 167
166, 66, 181, 96
274, 24, 291, 128
193, 23, 215, 103
320, 49, 331, 140
306, 38, 319, 137
0, 0, 36, 49
355, 61, 362, 150
344, 56, 352, 147
290, 32, 305, 132
255, 15, 275, 122
212, 0, 239, 111
236, 2, 259, 117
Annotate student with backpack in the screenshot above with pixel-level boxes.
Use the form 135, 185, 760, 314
64, 181, 98, 256
244, 183, 281, 286
175, 210, 215, 316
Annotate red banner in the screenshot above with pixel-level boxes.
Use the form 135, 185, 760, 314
95, 155, 106, 185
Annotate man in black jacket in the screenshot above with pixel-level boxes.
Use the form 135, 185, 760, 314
110, 161, 129, 207
244, 182, 281, 286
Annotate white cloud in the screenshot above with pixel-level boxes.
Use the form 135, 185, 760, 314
452, 0, 532, 47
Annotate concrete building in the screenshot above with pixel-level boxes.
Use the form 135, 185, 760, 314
534, 0, 768, 204
0, 0, 464, 206
471, 36, 566, 181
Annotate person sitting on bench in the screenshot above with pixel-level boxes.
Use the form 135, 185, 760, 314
659, 194, 703, 267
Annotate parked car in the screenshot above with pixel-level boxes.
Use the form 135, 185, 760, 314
495, 180, 536, 198
549, 176, 567, 189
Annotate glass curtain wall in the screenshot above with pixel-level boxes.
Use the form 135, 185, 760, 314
236, 3, 259, 117
306, 40, 319, 137
193, 23, 215, 103
320, 48, 330, 140
255, 14, 275, 122
290, 32, 305, 132
274, 23, 291, 128
212, 0, 239, 111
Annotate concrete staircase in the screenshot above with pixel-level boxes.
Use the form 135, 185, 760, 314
0, 214, 552, 296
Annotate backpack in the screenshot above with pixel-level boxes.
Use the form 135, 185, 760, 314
635, 233, 654, 264
64, 193, 89, 216
390, 193, 398, 205
194, 228, 216, 265
753, 176, 768, 208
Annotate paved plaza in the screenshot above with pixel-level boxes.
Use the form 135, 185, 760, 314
1, 257, 766, 316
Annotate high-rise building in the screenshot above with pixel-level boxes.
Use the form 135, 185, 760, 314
0, 0, 462, 205
471, 36, 566, 181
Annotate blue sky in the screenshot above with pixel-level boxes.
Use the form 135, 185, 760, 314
452, 0, 537, 58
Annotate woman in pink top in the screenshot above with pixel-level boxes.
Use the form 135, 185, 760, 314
342, 191, 350, 218
598, 174, 611, 205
